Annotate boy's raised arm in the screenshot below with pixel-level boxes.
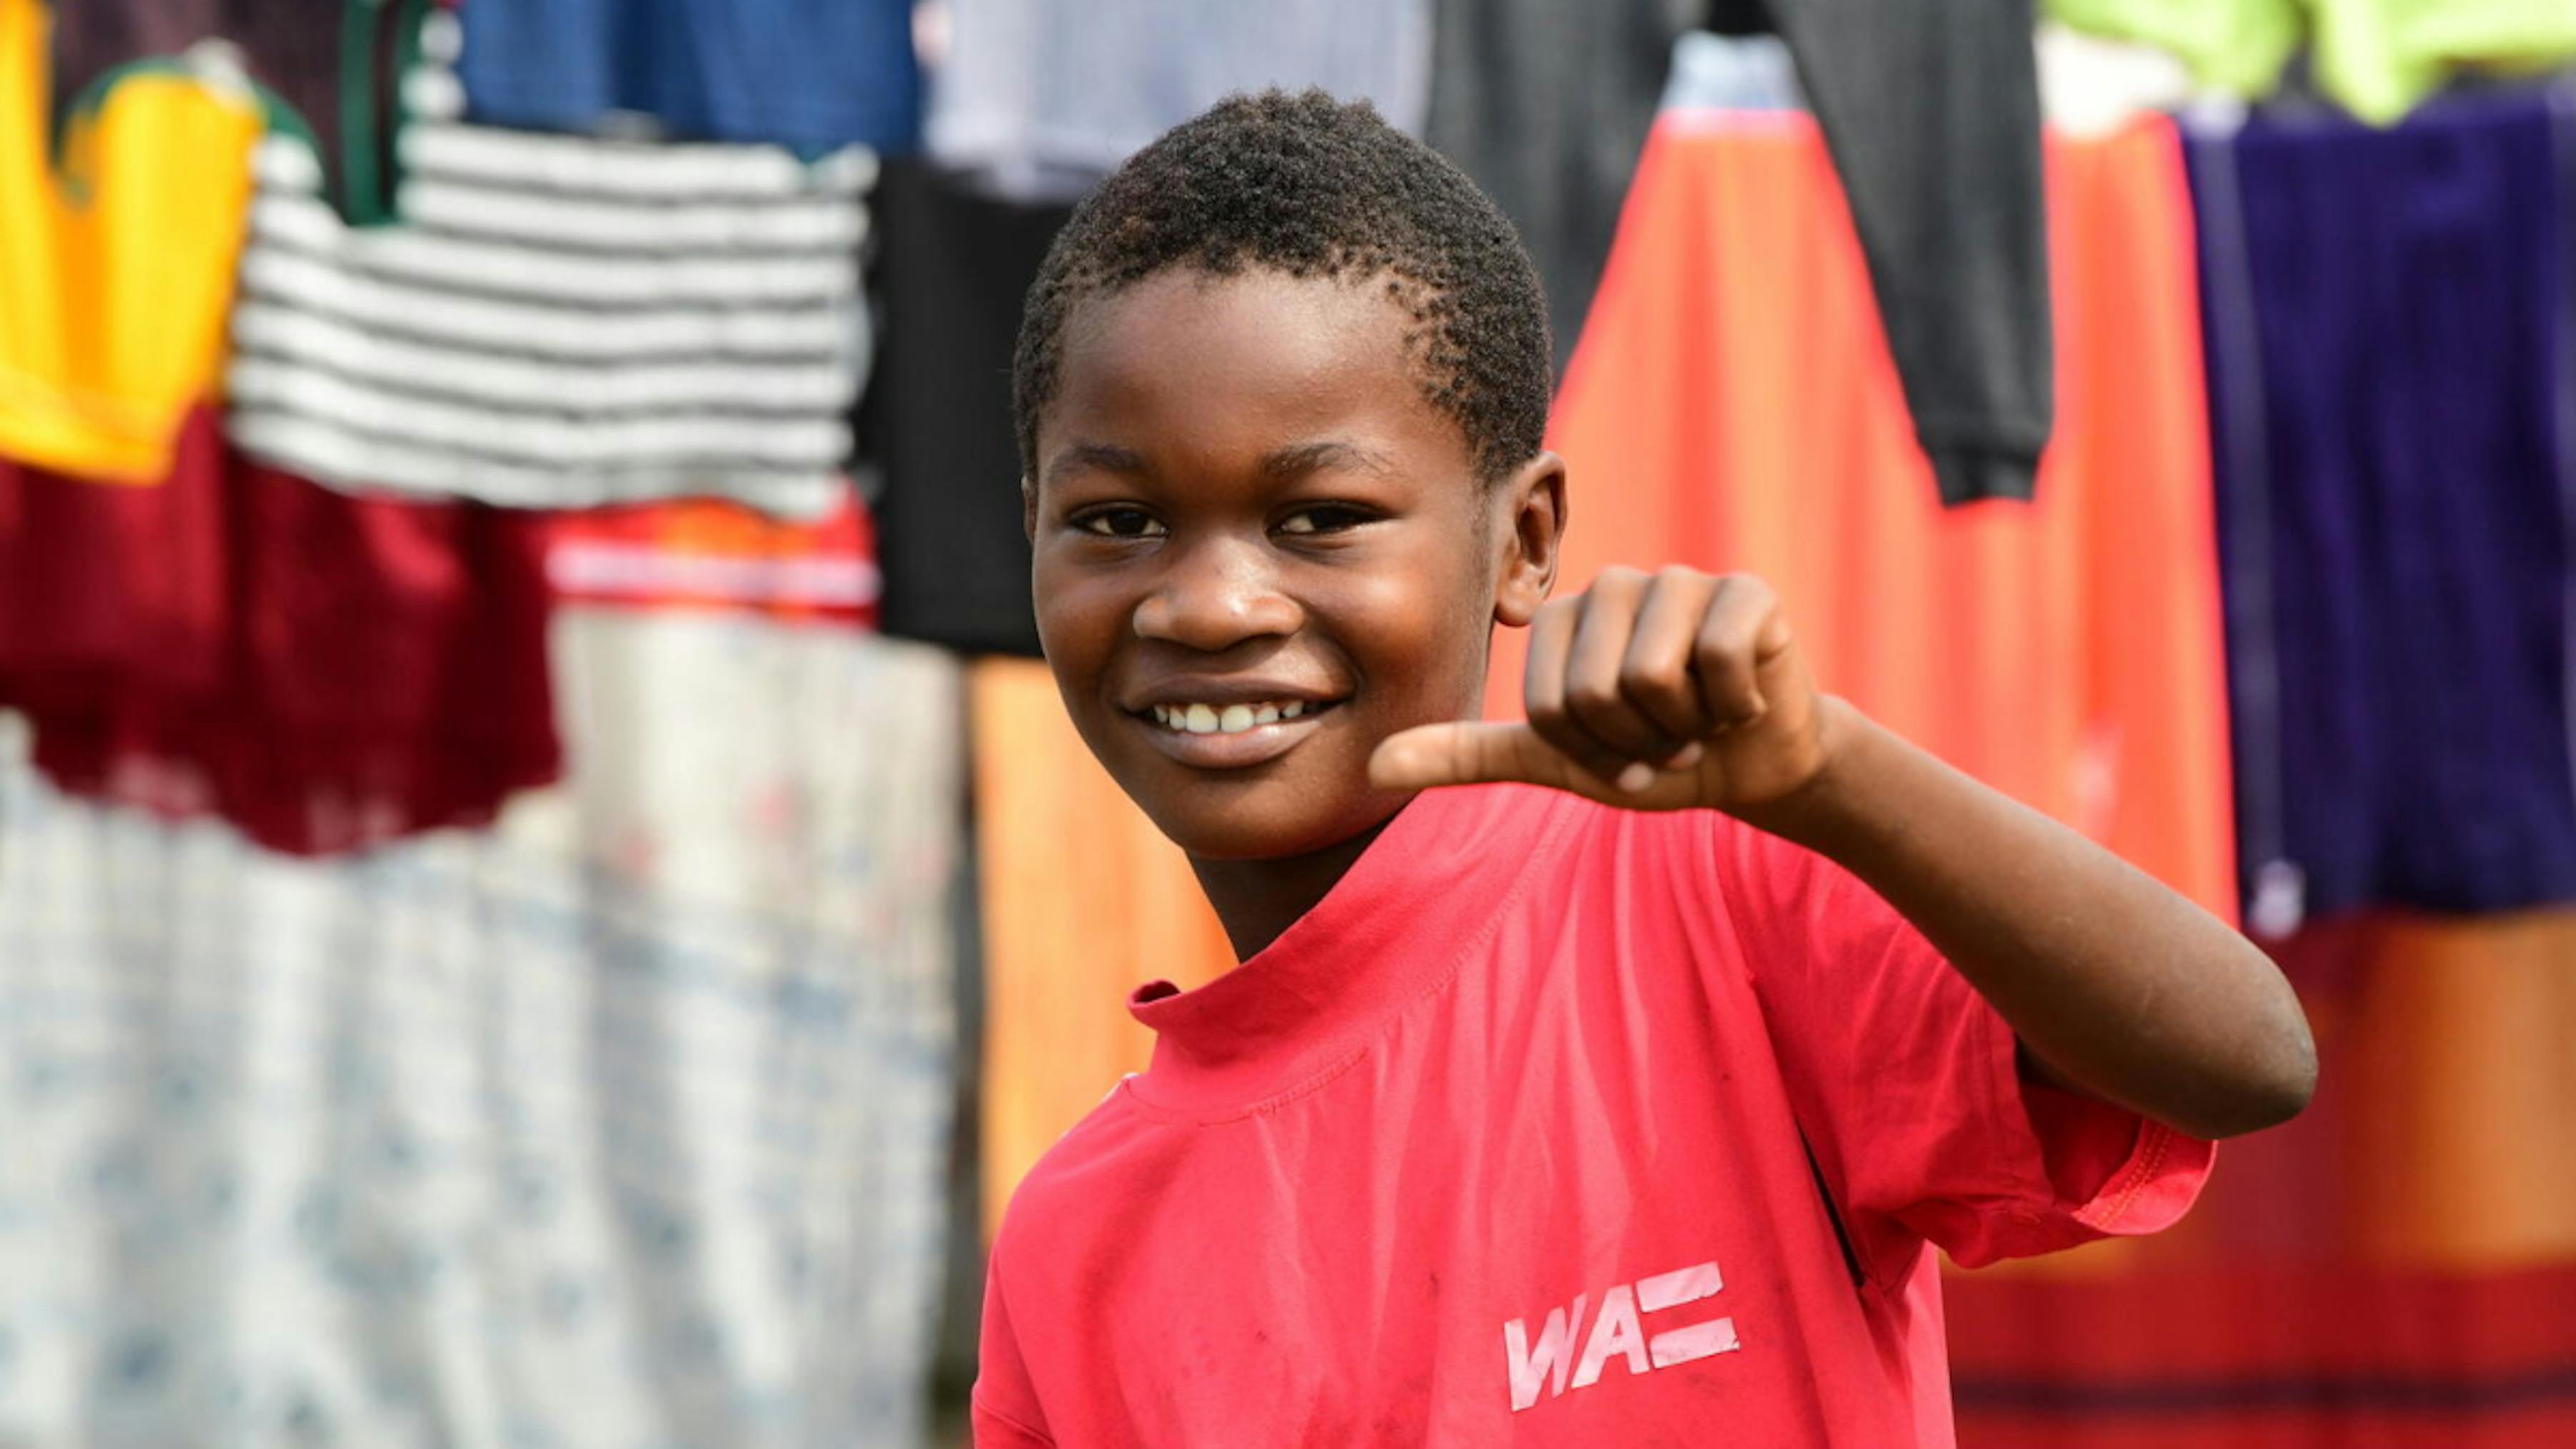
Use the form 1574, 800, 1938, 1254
1372, 565, 2317, 1141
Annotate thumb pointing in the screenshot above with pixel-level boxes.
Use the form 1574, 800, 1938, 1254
1369, 721, 1578, 792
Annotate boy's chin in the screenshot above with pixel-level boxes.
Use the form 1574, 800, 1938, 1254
1137, 784, 1406, 865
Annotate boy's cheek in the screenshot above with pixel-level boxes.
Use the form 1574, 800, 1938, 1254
1027, 571, 1116, 668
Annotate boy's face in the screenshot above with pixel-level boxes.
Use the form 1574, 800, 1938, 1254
1030, 268, 1558, 861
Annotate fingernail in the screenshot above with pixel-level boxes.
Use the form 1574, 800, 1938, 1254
1670, 743, 1704, 769
1617, 761, 1655, 793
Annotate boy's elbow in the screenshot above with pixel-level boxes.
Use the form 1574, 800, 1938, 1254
2201, 1003, 2319, 1138
2223, 1048, 2316, 1137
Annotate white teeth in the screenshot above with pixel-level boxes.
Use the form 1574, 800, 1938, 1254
1149, 700, 1327, 735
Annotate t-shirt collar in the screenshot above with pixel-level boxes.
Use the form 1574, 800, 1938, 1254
1126, 783, 1566, 1119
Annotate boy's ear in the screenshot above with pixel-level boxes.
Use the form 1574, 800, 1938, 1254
1491, 451, 1567, 628
1021, 475, 1039, 543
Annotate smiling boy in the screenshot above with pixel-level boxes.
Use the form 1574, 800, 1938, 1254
973, 92, 2315, 1446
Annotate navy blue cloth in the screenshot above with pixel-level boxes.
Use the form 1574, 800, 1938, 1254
456, 0, 919, 152
2188, 94, 2576, 927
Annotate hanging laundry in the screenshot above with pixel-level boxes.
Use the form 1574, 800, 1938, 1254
858, 160, 1071, 657
1422, 0, 1691, 376
0, 614, 962, 1448
2047, 0, 2303, 104
1659, 29, 1807, 113
1499, 109, 2237, 922
1760, 0, 2057, 504
2051, 0, 2576, 125
1666, 30, 2204, 186
457, 0, 920, 153
0, 0, 270, 480
1950, 912, 2576, 1447
969, 658, 1233, 1238
1437, 1, 2055, 505
926, 0, 1431, 204
2035, 23, 2204, 139
0, 418, 229, 711
2312, 913, 2576, 1265
225, 9, 872, 518
2188, 94, 2576, 929
0, 409, 561, 856
545, 495, 881, 626
47, 0, 343, 200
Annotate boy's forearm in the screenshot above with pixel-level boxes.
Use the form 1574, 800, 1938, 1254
1743, 698, 2317, 1140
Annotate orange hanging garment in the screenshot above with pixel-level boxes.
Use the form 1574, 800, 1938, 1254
1501, 109, 2235, 922
1947, 912, 2576, 1448
970, 659, 1234, 1239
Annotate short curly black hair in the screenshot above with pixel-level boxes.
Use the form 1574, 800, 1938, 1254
1013, 88, 1553, 484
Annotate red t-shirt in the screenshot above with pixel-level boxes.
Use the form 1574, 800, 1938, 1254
973, 783, 2212, 1445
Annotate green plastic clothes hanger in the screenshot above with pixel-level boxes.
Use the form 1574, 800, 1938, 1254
338, 0, 431, 227
47, 34, 318, 209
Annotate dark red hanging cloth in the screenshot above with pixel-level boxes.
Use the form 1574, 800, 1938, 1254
0, 407, 560, 854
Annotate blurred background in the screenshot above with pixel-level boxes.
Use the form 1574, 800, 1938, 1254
3, 0, 2575, 1444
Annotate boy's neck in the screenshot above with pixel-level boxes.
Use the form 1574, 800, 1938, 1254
1190, 815, 1398, 962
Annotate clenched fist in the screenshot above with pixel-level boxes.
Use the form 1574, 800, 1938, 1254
1371, 567, 1836, 814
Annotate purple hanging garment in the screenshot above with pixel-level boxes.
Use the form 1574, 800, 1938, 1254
2188, 92, 2576, 929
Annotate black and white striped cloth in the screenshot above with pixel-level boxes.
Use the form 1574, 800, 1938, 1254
225, 28, 870, 519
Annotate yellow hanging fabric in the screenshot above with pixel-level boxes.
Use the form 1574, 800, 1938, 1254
0, 0, 264, 481
2049, 0, 2576, 124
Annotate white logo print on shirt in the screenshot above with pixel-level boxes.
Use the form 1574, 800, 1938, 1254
1502, 1260, 1741, 1413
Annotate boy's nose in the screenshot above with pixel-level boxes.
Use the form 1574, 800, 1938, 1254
1131, 540, 1301, 651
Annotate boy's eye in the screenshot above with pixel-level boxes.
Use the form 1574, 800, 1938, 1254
1277, 504, 1375, 536
1075, 507, 1166, 539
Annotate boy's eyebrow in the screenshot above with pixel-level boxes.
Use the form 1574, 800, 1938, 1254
1259, 440, 1397, 481
1041, 439, 1398, 487
1043, 441, 1151, 486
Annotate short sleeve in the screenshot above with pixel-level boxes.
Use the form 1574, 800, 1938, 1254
1708, 816, 2213, 1278
972, 1259, 1055, 1447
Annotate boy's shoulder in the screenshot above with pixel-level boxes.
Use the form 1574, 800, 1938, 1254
990, 1073, 1162, 1265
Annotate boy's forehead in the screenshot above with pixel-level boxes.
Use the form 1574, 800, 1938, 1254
1063, 268, 1403, 381
1047, 267, 1463, 468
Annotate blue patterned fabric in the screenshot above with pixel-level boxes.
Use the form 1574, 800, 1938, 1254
0, 613, 963, 1446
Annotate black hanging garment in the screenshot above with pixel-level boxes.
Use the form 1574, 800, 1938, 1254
861, 161, 1076, 658
1428, 0, 2053, 504
1422, 0, 1695, 378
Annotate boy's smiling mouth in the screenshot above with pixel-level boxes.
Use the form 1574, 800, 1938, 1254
1123, 684, 1348, 770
